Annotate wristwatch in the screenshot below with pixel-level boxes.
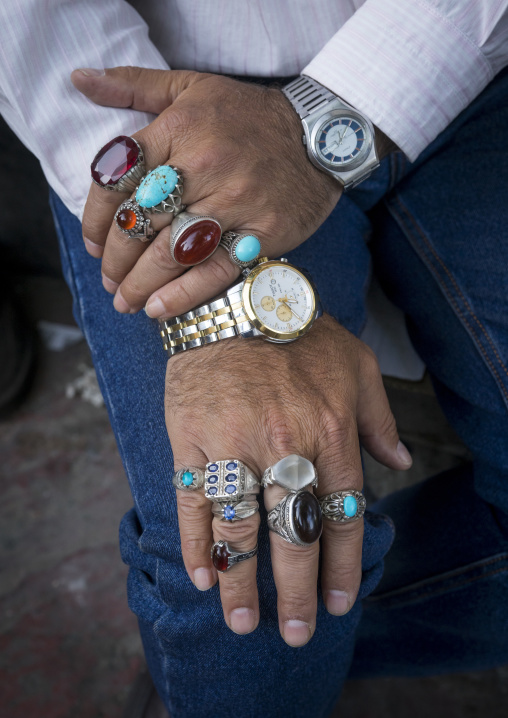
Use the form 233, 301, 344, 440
282, 75, 379, 190
159, 257, 322, 356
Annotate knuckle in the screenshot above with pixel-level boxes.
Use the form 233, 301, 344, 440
181, 535, 211, 557
170, 280, 195, 311
205, 256, 238, 287
151, 237, 177, 272
177, 490, 210, 517
224, 175, 251, 205
185, 143, 224, 175
266, 410, 300, 456
214, 514, 260, 547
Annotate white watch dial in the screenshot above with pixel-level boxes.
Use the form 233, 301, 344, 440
249, 264, 314, 334
315, 115, 368, 168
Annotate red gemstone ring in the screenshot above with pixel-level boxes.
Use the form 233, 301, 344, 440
211, 540, 258, 573
169, 211, 222, 266
91, 135, 146, 193
114, 199, 158, 243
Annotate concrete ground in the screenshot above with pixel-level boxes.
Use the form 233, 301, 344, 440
1, 119, 507, 717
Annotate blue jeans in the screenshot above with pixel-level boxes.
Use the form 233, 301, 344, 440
50, 68, 508, 717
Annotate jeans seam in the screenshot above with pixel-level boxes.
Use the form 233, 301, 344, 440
388, 193, 508, 407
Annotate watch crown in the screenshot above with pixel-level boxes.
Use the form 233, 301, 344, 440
302, 134, 307, 146
280, 258, 288, 263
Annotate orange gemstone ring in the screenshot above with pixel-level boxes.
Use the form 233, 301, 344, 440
169, 211, 222, 266
114, 199, 158, 243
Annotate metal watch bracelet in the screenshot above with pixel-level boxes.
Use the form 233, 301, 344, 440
282, 75, 337, 120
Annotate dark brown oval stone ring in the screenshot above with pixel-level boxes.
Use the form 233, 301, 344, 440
267, 489, 323, 546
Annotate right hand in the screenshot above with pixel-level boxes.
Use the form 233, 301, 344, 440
165, 314, 412, 645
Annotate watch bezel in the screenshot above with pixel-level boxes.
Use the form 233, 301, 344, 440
310, 108, 373, 172
242, 260, 318, 341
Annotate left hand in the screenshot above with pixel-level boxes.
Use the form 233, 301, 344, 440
72, 67, 342, 318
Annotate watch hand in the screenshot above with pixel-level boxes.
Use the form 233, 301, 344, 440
338, 127, 348, 145
282, 301, 303, 322
278, 296, 297, 304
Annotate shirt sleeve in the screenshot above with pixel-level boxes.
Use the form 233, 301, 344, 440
302, 0, 508, 161
0, 0, 170, 220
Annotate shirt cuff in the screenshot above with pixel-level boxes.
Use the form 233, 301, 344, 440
302, 0, 494, 161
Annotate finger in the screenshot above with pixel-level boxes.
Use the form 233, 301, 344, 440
71, 67, 208, 114
264, 484, 319, 648
316, 410, 364, 616
356, 347, 412, 470
213, 512, 261, 635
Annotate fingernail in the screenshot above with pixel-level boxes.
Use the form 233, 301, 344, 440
77, 68, 105, 77
325, 590, 350, 616
102, 274, 119, 294
113, 288, 132, 313
230, 608, 256, 635
194, 568, 214, 591
283, 620, 311, 647
84, 237, 103, 258
145, 296, 165, 318
397, 440, 412, 467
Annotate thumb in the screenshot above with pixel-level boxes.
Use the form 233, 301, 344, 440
71, 67, 207, 114
356, 347, 413, 471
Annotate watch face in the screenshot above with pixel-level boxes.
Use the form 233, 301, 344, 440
314, 114, 369, 169
243, 261, 316, 340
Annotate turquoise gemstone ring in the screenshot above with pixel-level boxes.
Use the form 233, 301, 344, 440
219, 231, 261, 268
318, 490, 366, 523
172, 467, 205, 491
136, 164, 185, 216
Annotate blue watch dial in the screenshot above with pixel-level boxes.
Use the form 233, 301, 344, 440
315, 116, 367, 167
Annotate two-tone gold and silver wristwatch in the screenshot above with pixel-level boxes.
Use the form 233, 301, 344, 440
159, 258, 322, 357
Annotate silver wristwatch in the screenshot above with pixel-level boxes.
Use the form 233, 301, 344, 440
282, 75, 379, 190
159, 257, 322, 357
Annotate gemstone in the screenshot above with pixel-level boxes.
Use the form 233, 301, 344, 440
212, 542, 230, 572
343, 495, 358, 518
182, 471, 194, 486
235, 235, 260, 263
292, 491, 322, 544
225, 485, 236, 494
270, 454, 316, 491
225, 473, 237, 482
174, 220, 221, 266
207, 475, 218, 483
91, 135, 140, 187
116, 209, 138, 230
207, 487, 217, 496
208, 463, 218, 472
224, 505, 236, 521
136, 165, 178, 208
226, 462, 237, 470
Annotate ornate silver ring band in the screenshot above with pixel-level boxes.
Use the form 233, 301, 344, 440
262, 454, 318, 491
205, 459, 260, 502
212, 499, 259, 522
91, 135, 146, 193
114, 200, 158, 242
169, 211, 222, 266
318, 490, 366, 523
267, 489, 322, 546
219, 231, 261, 269
211, 540, 258, 573
135, 165, 185, 216
172, 467, 205, 491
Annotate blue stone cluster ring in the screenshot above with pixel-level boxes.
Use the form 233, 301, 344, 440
172, 467, 205, 491
318, 490, 366, 523
211, 499, 259, 522
204, 460, 260, 502
219, 231, 261, 268
135, 164, 185, 216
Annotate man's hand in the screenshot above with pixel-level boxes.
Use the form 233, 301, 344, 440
72, 68, 342, 318
165, 314, 412, 645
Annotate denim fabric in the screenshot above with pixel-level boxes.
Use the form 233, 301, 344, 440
49, 67, 508, 716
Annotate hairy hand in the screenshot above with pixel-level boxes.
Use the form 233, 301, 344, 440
164, 314, 412, 645
72, 68, 341, 317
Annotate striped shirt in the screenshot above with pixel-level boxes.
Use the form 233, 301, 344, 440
0, 0, 507, 219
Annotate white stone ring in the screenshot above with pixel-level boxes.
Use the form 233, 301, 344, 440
261, 454, 318, 491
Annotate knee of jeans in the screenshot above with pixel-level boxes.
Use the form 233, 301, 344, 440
357, 511, 396, 601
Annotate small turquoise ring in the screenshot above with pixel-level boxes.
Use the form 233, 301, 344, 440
172, 467, 205, 491
318, 490, 366, 523
136, 164, 185, 216
219, 231, 261, 269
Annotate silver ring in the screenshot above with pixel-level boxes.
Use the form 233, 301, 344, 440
211, 499, 259, 522
114, 199, 158, 242
262, 454, 318, 491
135, 165, 185, 216
172, 467, 205, 491
205, 459, 260, 502
267, 489, 322, 546
219, 231, 261, 268
318, 490, 366, 523
91, 135, 146, 193
169, 211, 222, 266
211, 540, 258, 573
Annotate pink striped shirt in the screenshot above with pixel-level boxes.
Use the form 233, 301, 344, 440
0, 0, 507, 219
